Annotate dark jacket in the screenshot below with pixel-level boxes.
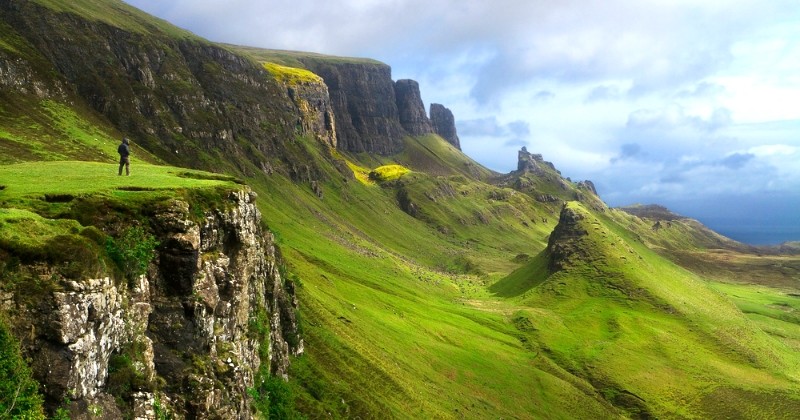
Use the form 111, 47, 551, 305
118, 142, 130, 158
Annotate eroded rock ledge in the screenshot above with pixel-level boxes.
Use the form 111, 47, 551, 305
1, 189, 301, 419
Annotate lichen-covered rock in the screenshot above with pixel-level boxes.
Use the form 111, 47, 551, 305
31, 276, 126, 401
286, 78, 338, 148
546, 205, 590, 273
2, 188, 301, 419
147, 189, 302, 417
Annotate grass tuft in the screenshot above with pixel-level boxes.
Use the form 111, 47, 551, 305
262, 62, 323, 86
368, 164, 410, 182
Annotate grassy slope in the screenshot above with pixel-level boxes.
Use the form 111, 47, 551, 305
247, 148, 616, 418
5, 104, 799, 419
503, 203, 800, 417
225, 45, 383, 68
245, 133, 800, 418
0, 161, 234, 197
31, 0, 199, 39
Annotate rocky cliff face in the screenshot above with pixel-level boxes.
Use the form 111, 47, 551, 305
298, 59, 406, 155
0, 0, 324, 179
1, 189, 301, 418
285, 79, 338, 149
296, 58, 467, 155
429, 103, 461, 150
394, 79, 433, 136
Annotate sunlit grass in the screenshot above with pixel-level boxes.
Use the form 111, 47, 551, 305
0, 161, 236, 200
262, 62, 323, 85
368, 164, 410, 182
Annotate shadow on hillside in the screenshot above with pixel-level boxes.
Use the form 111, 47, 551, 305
489, 250, 550, 298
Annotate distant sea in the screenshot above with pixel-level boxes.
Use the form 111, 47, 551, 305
705, 223, 800, 246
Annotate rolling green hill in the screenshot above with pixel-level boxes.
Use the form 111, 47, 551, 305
1, 0, 800, 418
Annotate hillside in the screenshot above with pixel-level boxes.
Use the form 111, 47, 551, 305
1, 1, 800, 418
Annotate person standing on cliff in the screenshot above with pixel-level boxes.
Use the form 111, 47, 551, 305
117, 137, 131, 176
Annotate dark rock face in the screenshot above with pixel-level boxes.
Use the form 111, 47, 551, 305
394, 79, 433, 135
285, 78, 338, 149
0, 1, 326, 179
430, 103, 461, 150
299, 59, 405, 155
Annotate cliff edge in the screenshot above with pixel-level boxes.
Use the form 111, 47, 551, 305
0, 163, 301, 418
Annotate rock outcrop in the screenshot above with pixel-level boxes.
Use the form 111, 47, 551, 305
281, 73, 337, 149
517, 146, 558, 175
576, 180, 598, 196
394, 79, 433, 136
298, 59, 405, 155
429, 103, 461, 150
546, 204, 590, 273
1, 189, 301, 418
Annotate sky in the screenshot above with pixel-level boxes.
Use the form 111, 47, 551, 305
125, 0, 800, 244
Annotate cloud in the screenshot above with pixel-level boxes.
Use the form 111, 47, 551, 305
626, 105, 732, 132
533, 90, 555, 101
675, 81, 727, 99
719, 152, 755, 169
458, 117, 530, 140
610, 143, 643, 163
585, 84, 626, 103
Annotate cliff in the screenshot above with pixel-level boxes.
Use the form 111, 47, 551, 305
0, 169, 301, 418
0, 0, 329, 181
429, 103, 461, 150
298, 59, 406, 155
263, 62, 337, 149
394, 79, 433, 136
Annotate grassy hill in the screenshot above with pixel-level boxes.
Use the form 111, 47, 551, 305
507, 203, 800, 417
2, 1, 800, 418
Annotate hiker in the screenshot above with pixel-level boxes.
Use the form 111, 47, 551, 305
118, 137, 131, 176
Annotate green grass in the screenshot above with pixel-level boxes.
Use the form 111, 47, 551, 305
234, 129, 800, 417
502, 202, 800, 417
0, 161, 236, 201
368, 164, 410, 182
711, 282, 800, 351
398, 134, 495, 179
225, 45, 384, 68
0, 160, 241, 283
262, 62, 323, 85
31, 0, 199, 39
0, 97, 161, 165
